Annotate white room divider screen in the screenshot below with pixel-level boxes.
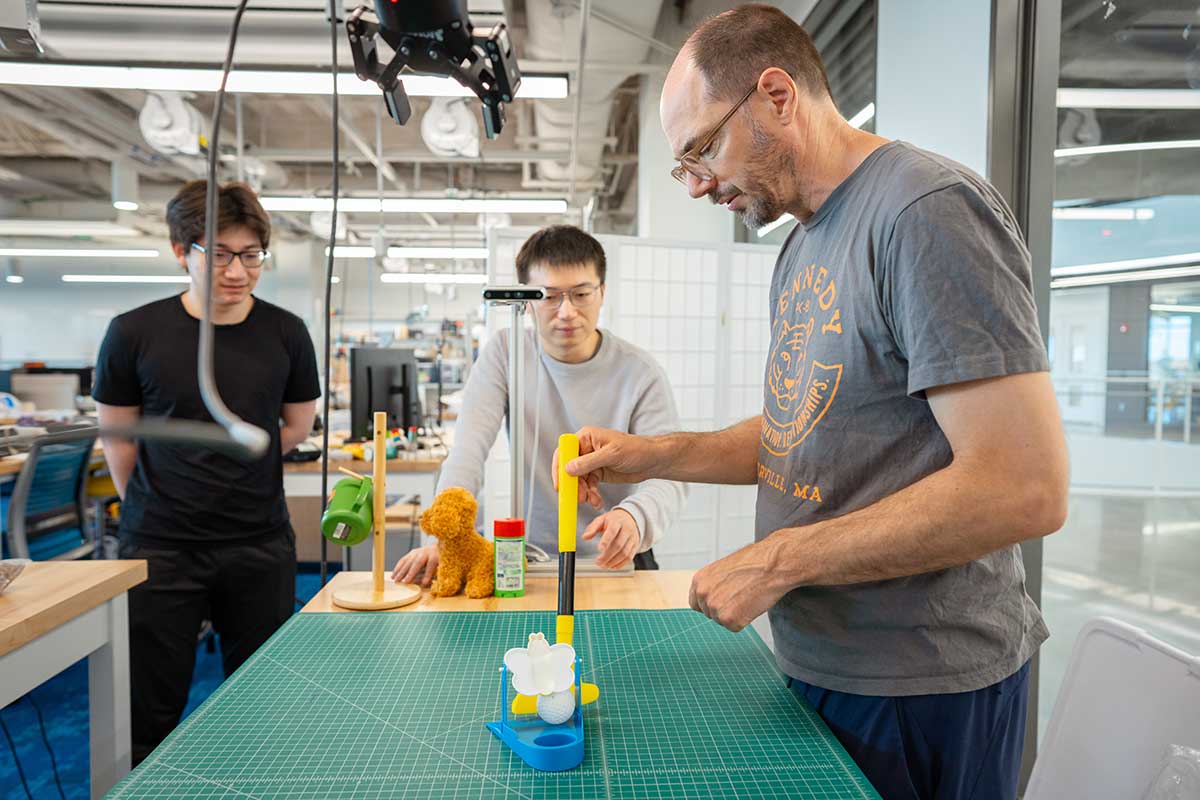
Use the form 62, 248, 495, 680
482, 228, 780, 570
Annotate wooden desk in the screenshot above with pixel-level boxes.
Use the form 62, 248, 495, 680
0, 444, 106, 478
0, 560, 147, 798
301, 569, 694, 613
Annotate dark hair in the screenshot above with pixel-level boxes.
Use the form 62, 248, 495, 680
687, 4, 831, 103
165, 180, 271, 250
515, 225, 606, 284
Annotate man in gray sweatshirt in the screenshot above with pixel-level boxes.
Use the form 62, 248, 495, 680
393, 225, 687, 585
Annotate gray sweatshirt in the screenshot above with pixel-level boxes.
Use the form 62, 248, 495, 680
438, 326, 687, 558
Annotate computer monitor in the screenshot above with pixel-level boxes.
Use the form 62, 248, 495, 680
349, 346, 423, 441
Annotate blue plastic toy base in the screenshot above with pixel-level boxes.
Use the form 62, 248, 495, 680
486, 658, 585, 772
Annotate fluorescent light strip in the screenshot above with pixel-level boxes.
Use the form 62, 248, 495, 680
326, 246, 376, 258
380, 273, 488, 285
756, 214, 795, 238
1150, 303, 1200, 314
1051, 251, 1200, 278
261, 197, 567, 215
1051, 264, 1200, 289
1052, 207, 1155, 221
0, 220, 143, 237
847, 102, 875, 129
1056, 139, 1200, 159
0, 248, 159, 258
387, 247, 487, 260
1057, 88, 1200, 109
326, 246, 488, 259
0, 62, 569, 99
62, 274, 189, 284
5, 275, 24, 284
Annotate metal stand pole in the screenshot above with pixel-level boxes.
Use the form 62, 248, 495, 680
509, 303, 524, 519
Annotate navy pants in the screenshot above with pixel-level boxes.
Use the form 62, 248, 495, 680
788, 661, 1030, 800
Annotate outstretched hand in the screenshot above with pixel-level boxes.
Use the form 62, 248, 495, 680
552, 426, 662, 509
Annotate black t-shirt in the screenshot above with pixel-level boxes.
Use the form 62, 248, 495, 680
93, 294, 321, 547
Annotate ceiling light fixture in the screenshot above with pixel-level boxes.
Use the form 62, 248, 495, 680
380, 273, 488, 285
326, 245, 377, 258
111, 159, 140, 211
0, 220, 142, 237
386, 246, 487, 260
1052, 207, 1155, 221
1050, 264, 1200, 289
61, 274, 189, 284
0, 62, 569, 99
1055, 139, 1200, 159
1051, 251, 1200, 278
1057, 88, 1200, 109
262, 196, 568, 214
0, 248, 159, 258
1149, 303, 1200, 314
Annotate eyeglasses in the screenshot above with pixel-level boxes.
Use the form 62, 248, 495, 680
671, 85, 757, 185
535, 284, 602, 310
190, 242, 271, 269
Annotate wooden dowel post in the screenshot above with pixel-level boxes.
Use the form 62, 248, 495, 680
373, 411, 387, 597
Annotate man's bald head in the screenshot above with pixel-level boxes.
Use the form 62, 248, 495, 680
680, 4, 830, 103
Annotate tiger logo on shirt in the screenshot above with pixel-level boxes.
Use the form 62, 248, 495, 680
761, 263, 844, 458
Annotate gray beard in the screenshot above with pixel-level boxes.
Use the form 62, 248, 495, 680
741, 120, 795, 230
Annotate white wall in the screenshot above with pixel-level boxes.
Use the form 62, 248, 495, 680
637, 71, 735, 242
875, 0, 991, 176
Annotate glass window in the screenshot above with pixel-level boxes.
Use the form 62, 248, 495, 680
1042, 0, 1200, 738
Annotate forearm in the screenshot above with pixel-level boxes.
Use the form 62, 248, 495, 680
99, 439, 137, 500
279, 425, 310, 454
759, 455, 1066, 591
650, 416, 760, 484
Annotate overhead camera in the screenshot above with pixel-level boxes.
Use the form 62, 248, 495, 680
483, 286, 548, 303
346, 0, 522, 138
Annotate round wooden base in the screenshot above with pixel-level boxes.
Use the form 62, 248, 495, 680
332, 577, 421, 610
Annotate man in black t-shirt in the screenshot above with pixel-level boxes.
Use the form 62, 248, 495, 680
93, 180, 320, 763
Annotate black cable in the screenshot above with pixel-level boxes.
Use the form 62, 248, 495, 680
197, 0, 269, 460
319, 0, 340, 586
0, 710, 33, 800
27, 695, 65, 800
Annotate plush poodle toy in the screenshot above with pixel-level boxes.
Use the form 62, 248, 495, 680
420, 487, 494, 598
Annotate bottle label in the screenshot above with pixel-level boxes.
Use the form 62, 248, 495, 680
495, 540, 524, 591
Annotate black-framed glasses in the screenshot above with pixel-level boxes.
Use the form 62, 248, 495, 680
535, 284, 602, 310
670, 85, 757, 185
191, 242, 271, 269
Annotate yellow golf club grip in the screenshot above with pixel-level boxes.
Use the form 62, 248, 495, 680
558, 433, 579, 554
556, 614, 574, 647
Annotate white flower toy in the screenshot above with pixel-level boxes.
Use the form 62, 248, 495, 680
503, 633, 577, 725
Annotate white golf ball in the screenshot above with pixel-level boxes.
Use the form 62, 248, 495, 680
536, 690, 575, 725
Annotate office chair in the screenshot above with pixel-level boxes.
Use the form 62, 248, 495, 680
3, 426, 99, 561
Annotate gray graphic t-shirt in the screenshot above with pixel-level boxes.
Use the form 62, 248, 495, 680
757, 141, 1051, 696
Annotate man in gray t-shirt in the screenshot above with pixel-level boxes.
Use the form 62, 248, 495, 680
561, 6, 1068, 800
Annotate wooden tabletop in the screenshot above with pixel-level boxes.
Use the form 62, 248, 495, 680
0, 446, 104, 478
301, 570, 694, 613
0, 561, 147, 657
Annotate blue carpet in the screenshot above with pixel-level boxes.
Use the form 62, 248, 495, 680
1, 569, 332, 799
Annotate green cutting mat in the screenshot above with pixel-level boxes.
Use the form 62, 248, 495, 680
108, 610, 880, 799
